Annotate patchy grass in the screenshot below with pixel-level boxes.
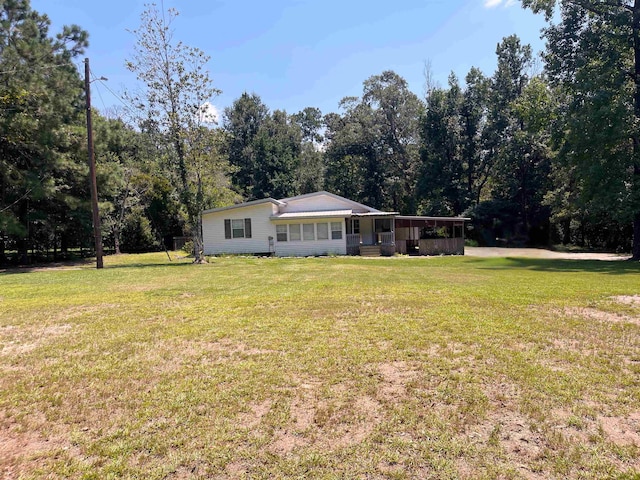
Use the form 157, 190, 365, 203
1, 253, 639, 479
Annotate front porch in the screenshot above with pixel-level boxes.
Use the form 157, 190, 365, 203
345, 215, 469, 256
346, 214, 396, 256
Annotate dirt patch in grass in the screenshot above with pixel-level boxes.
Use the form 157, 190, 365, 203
267, 379, 385, 456
237, 400, 273, 429
0, 429, 52, 478
565, 307, 640, 326
1, 323, 74, 355
599, 412, 640, 447
612, 295, 640, 306
377, 361, 420, 401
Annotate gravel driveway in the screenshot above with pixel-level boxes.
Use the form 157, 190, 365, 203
464, 246, 631, 261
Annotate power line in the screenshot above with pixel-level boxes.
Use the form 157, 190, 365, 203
90, 70, 108, 113
93, 75, 133, 111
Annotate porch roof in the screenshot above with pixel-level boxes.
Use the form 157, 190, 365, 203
352, 211, 398, 217
270, 209, 353, 220
396, 215, 470, 222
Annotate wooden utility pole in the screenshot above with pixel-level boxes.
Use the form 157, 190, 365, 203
84, 58, 104, 269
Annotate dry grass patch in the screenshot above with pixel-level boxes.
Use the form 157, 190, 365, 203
1, 323, 75, 356
1, 253, 639, 478
565, 307, 640, 326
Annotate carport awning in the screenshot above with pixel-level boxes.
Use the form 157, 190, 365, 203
351, 212, 398, 217
396, 215, 470, 221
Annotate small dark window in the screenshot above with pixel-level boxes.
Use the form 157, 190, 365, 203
224, 219, 231, 239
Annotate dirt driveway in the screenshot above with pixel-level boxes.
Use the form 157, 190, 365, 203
465, 246, 631, 261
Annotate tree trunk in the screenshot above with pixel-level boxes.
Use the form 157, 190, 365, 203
633, 213, 640, 260
632, 1, 640, 259
562, 218, 571, 245
0, 237, 5, 266
114, 226, 121, 255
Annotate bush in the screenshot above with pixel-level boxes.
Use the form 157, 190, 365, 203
182, 240, 194, 256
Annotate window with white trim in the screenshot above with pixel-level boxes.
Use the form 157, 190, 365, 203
331, 222, 342, 240
224, 218, 252, 239
303, 223, 315, 241
290, 224, 301, 241
317, 223, 329, 240
276, 224, 288, 242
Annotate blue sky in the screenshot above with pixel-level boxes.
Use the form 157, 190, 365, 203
31, 0, 548, 122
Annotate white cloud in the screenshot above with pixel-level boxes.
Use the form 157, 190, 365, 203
198, 102, 220, 125
483, 0, 516, 8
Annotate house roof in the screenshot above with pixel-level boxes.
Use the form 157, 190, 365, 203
201, 198, 283, 215
271, 210, 353, 220
278, 191, 382, 213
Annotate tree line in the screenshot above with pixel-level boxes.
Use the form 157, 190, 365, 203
2, 0, 639, 265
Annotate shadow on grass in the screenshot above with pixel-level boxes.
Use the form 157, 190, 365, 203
104, 261, 194, 270
470, 257, 640, 275
0, 258, 195, 274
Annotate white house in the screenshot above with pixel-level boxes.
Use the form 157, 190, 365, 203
201, 191, 467, 257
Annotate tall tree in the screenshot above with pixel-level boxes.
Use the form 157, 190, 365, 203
324, 97, 380, 206
522, 0, 640, 258
223, 92, 269, 199
126, 4, 223, 262
362, 71, 423, 212
292, 107, 325, 193
252, 110, 302, 199
460, 67, 491, 207
324, 71, 422, 211
418, 74, 465, 215
0, 0, 88, 264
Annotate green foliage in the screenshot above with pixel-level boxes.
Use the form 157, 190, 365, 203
120, 207, 158, 252
521, 0, 640, 256
222, 92, 269, 198
0, 0, 90, 263
126, 4, 230, 262
324, 71, 423, 212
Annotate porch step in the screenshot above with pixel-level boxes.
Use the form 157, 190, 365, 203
360, 245, 381, 257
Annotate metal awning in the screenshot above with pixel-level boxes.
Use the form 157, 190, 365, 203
270, 210, 353, 220
396, 215, 470, 221
351, 212, 398, 217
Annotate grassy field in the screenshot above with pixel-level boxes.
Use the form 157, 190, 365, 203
1, 253, 639, 479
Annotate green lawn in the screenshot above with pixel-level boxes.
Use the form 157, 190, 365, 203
1, 253, 639, 479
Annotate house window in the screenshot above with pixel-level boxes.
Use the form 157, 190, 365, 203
317, 223, 329, 240
303, 224, 315, 241
331, 222, 342, 240
224, 218, 252, 239
352, 219, 360, 234
375, 218, 392, 233
290, 224, 301, 241
276, 224, 287, 242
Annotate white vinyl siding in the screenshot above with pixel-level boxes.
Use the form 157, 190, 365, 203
280, 193, 373, 214
203, 203, 276, 255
